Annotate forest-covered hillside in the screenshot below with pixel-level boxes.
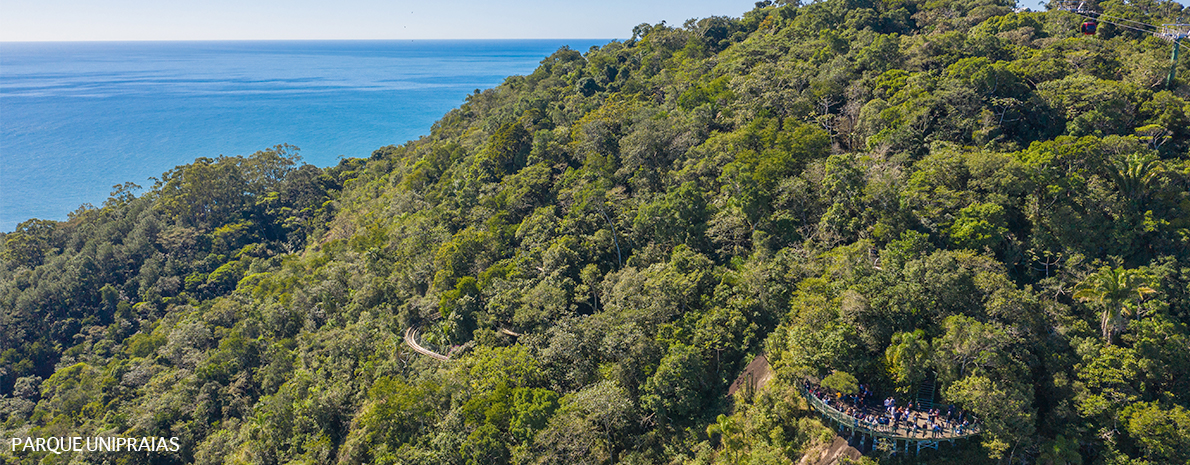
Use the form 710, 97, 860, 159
3, 0, 1190, 463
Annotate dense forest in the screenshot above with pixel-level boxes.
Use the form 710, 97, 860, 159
3, 0, 1190, 463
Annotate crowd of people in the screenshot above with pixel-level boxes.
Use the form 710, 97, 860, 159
803, 380, 976, 438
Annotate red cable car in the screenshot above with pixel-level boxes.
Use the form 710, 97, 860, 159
1081, 20, 1098, 35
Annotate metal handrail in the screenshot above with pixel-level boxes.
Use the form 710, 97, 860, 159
800, 384, 981, 441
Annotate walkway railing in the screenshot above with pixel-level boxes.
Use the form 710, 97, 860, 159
404, 327, 449, 361
799, 383, 980, 445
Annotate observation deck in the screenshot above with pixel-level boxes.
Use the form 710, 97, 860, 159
799, 382, 980, 455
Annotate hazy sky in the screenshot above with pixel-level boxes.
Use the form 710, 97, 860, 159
2, 0, 763, 41
4, 0, 1188, 41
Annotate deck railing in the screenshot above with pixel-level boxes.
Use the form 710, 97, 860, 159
799, 383, 980, 441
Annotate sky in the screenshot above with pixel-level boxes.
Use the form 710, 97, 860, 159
2, 0, 1187, 41
2, 0, 764, 41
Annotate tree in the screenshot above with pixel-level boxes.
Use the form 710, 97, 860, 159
885, 329, 932, 395
1073, 266, 1156, 344
816, 154, 867, 241
455, 345, 545, 392
1121, 401, 1190, 464
947, 375, 1035, 461
820, 370, 858, 395
37, 362, 100, 420
1037, 435, 1082, 465
531, 381, 634, 464
345, 377, 442, 459
1106, 152, 1162, 203
949, 202, 1008, 251
931, 315, 1019, 387
1, 218, 57, 268
641, 343, 707, 423
483, 119, 532, 174
775, 321, 863, 379
707, 414, 746, 463
1075, 343, 1142, 422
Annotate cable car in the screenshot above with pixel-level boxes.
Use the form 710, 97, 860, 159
1081, 20, 1098, 35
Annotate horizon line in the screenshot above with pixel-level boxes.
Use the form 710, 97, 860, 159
0, 37, 623, 44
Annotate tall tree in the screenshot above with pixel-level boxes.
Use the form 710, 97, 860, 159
1107, 152, 1163, 203
1073, 266, 1156, 344
885, 329, 932, 395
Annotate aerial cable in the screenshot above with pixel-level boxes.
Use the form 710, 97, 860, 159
1056, 2, 1163, 32
1057, 3, 1183, 40
1053, 2, 1187, 87
1091, 12, 1162, 31
1071, 11, 1160, 35
1091, 15, 1164, 35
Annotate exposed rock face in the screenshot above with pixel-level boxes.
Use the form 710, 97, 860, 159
797, 436, 863, 465
727, 354, 774, 397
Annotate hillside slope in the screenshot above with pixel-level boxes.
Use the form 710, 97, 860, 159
3, 0, 1190, 463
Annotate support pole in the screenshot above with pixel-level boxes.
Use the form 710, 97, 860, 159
597, 206, 622, 268
1168, 39, 1182, 89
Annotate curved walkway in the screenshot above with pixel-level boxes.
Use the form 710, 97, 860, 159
404, 327, 449, 361
404, 326, 522, 361
799, 382, 980, 454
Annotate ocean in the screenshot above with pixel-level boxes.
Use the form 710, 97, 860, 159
0, 40, 610, 232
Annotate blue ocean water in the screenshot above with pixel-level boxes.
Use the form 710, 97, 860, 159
0, 40, 609, 231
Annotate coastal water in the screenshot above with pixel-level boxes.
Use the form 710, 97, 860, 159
0, 40, 609, 231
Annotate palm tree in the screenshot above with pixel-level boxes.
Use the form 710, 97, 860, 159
885, 329, 931, 395
1107, 153, 1162, 202
1073, 266, 1156, 344
706, 414, 745, 463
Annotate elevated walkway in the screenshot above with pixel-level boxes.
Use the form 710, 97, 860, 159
404, 327, 449, 361
798, 382, 979, 456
